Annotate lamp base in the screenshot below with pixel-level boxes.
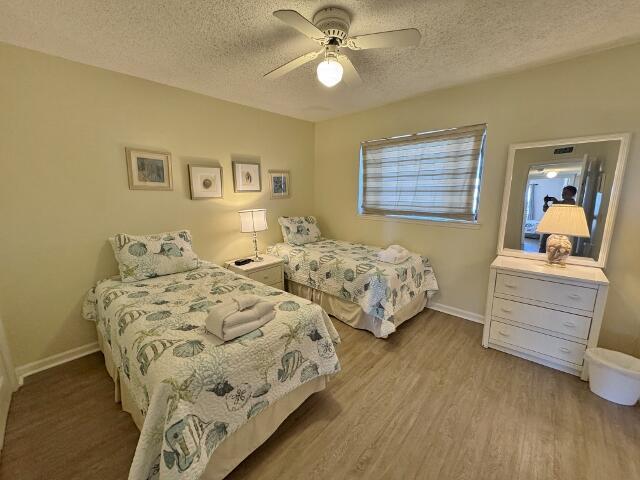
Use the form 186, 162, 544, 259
252, 232, 262, 262
545, 234, 572, 267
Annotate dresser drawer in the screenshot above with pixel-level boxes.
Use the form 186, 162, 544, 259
247, 265, 282, 285
495, 273, 597, 312
492, 297, 591, 340
490, 321, 586, 365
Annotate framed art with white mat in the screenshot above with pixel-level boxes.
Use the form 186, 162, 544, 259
188, 165, 223, 199
269, 170, 290, 199
125, 148, 172, 191
232, 158, 262, 192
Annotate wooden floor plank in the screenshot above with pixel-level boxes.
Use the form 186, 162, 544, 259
1, 310, 638, 479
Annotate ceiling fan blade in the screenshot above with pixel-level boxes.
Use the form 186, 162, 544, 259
347, 28, 421, 50
338, 54, 362, 86
264, 49, 323, 79
273, 10, 326, 43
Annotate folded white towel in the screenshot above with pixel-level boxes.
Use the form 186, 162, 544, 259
205, 297, 275, 341
221, 311, 276, 340
377, 245, 410, 264
387, 244, 408, 254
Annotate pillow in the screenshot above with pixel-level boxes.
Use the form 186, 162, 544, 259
109, 230, 199, 282
278, 216, 322, 245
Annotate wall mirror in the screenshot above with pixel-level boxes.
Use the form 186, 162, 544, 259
497, 133, 630, 268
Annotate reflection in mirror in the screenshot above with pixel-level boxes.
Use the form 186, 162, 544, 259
503, 140, 621, 262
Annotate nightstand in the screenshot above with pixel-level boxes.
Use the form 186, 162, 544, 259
224, 254, 284, 290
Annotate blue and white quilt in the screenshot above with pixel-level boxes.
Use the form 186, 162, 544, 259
267, 239, 439, 336
83, 262, 340, 480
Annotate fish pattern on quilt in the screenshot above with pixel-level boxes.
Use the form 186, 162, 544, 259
267, 239, 439, 331
83, 261, 341, 480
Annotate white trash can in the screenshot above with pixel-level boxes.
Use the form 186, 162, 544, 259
584, 348, 640, 406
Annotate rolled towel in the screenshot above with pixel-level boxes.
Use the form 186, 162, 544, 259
234, 294, 261, 311
387, 244, 409, 255
377, 245, 410, 264
206, 299, 275, 341
378, 251, 409, 264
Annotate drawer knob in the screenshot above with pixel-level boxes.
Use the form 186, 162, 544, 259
568, 293, 581, 300
562, 321, 576, 328
498, 330, 510, 337
504, 283, 517, 289
500, 307, 513, 313
559, 347, 571, 354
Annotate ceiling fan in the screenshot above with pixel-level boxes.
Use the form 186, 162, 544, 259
264, 7, 421, 87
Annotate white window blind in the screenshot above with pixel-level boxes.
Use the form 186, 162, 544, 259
359, 124, 486, 222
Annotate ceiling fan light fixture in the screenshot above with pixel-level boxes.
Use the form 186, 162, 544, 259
317, 58, 343, 87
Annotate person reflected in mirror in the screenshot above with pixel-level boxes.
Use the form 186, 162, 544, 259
539, 185, 578, 253
542, 185, 577, 212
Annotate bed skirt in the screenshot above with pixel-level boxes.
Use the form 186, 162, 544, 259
286, 280, 428, 337
96, 330, 328, 480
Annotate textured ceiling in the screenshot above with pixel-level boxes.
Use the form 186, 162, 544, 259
2, 1, 640, 121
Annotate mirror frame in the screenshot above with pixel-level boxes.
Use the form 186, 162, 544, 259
497, 132, 631, 268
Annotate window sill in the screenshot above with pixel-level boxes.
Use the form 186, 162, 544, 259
357, 212, 482, 229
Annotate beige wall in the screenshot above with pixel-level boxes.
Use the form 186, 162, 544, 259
0, 43, 315, 367
314, 43, 640, 356
2, 40, 640, 369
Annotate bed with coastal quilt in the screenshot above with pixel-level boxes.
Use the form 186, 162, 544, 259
267, 217, 439, 338
82, 230, 341, 480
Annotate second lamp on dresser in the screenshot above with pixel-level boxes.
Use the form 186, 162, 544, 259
486, 132, 630, 377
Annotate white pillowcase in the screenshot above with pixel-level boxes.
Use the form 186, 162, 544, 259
278, 216, 322, 245
109, 230, 199, 282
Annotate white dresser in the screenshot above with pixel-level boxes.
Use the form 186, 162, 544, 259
482, 256, 609, 378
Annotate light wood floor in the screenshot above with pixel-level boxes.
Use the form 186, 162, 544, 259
2, 310, 639, 479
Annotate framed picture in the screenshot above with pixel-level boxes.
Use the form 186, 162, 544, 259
232, 160, 261, 192
269, 170, 291, 199
188, 165, 223, 199
125, 148, 172, 190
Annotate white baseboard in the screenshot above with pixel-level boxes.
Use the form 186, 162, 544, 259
429, 302, 485, 324
0, 377, 11, 451
15, 342, 100, 386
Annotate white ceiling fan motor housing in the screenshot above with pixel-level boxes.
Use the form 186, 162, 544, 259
313, 7, 351, 42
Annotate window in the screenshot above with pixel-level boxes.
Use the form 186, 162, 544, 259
358, 123, 487, 223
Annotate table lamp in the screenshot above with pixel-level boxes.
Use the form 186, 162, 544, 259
238, 209, 268, 261
536, 204, 590, 267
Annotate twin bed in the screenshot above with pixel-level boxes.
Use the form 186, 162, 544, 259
83, 232, 341, 480
268, 216, 439, 338
83, 222, 438, 479
267, 239, 439, 337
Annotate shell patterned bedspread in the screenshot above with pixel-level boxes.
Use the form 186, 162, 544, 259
82, 261, 341, 480
267, 239, 439, 336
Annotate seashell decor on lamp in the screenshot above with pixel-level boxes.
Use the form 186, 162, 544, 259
536, 204, 591, 267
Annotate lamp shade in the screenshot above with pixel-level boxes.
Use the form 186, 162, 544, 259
238, 209, 268, 233
536, 204, 590, 237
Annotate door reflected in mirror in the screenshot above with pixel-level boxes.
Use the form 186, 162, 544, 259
504, 140, 621, 262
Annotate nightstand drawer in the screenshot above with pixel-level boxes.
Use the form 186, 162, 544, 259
269, 281, 284, 290
490, 321, 586, 365
247, 265, 282, 285
492, 297, 591, 340
495, 273, 597, 312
